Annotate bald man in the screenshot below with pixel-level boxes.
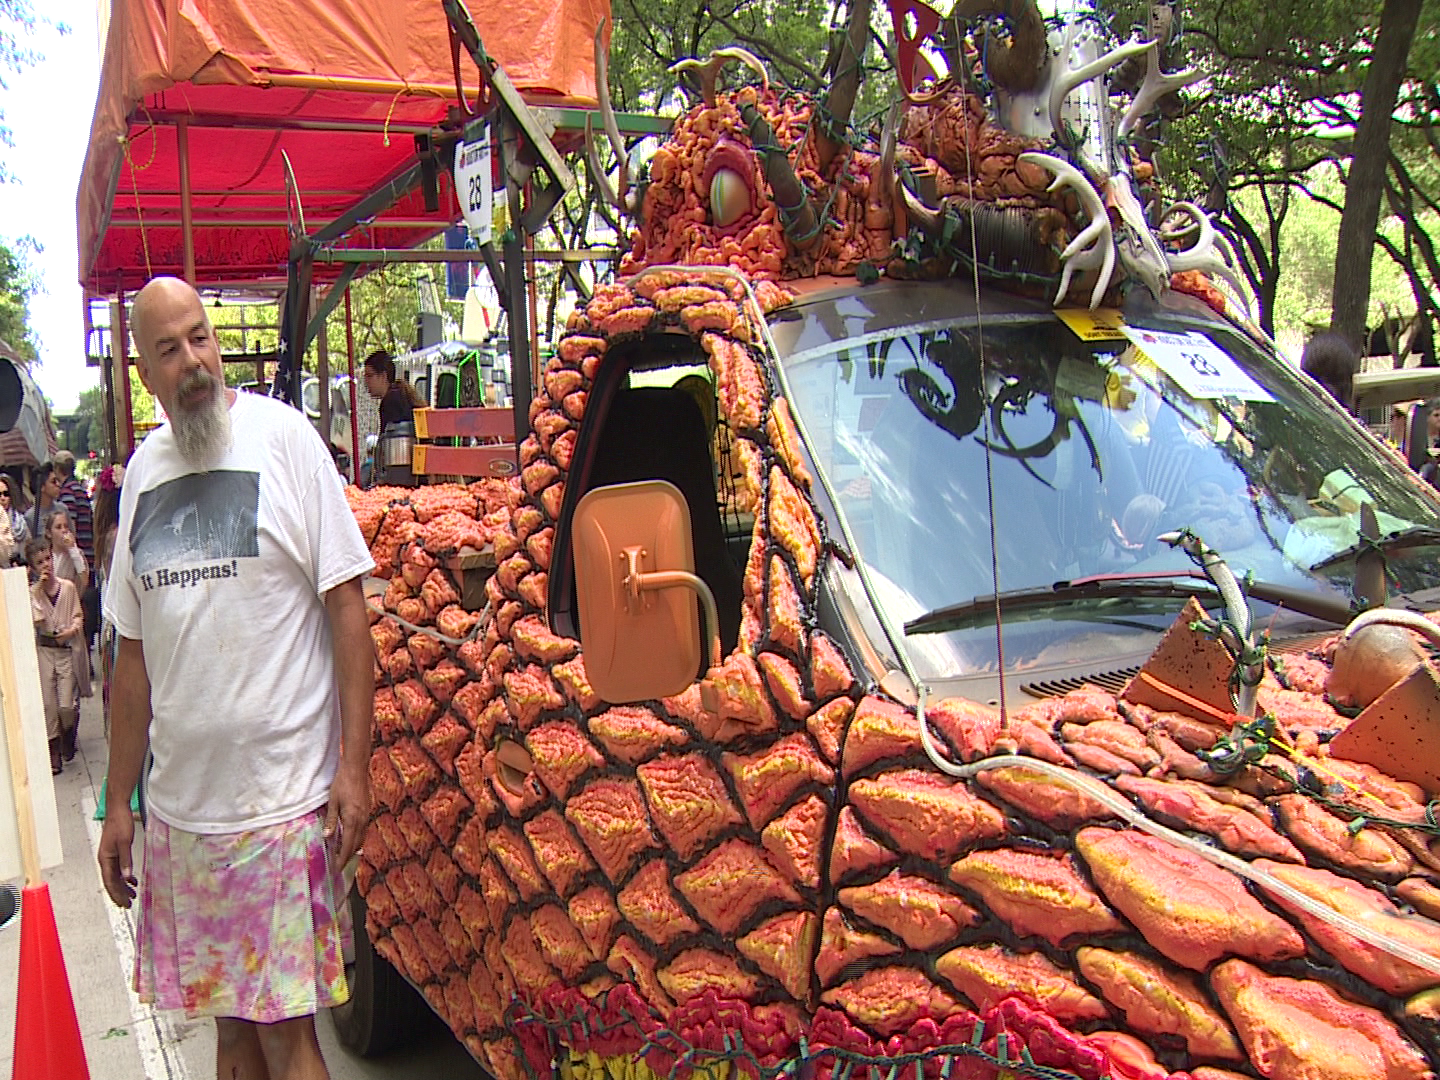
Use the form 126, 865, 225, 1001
98, 277, 375, 1080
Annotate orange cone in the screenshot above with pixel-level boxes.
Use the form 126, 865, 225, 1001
13, 883, 90, 1080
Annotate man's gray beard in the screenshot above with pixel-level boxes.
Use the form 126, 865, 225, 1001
171, 379, 232, 468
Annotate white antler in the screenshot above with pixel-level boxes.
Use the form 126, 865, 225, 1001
1109, 171, 1171, 299
1048, 30, 1154, 163
899, 182, 942, 233
1159, 201, 1216, 261
1020, 152, 1115, 309
670, 47, 770, 107
1117, 42, 1202, 139
1161, 201, 1253, 316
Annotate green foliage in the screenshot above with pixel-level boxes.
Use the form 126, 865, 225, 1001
1233, 167, 1420, 345
0, 236, 38, 363
607, 0, 894, 131
206, 257, 464, 389
128, 369, 156, 427
610, 0, 835, 110
74, 386, 107, 458
1096, 0, 1440, 340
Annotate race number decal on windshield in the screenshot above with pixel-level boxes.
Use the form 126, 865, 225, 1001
1122, 327, 1274, 402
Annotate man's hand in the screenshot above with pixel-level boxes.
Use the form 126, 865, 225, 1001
324, 575, 373, 870
104, 636, 151, 907
323, 763, 370, 869
98, 811, 137, 908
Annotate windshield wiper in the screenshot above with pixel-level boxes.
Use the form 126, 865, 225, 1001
1308, 525, 1440, 573
903, 571, 1354, 636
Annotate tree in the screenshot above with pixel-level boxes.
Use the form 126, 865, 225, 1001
1328, 0, 1425, 350
0, 236, 38, 363
75, 385, 108, 457
608, 0, 899, 129
205, 253, 462, 389
1097, 0, 1440, 349
610, 0, 837, 112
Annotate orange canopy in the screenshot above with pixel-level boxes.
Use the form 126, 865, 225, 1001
78, 0, 610, 293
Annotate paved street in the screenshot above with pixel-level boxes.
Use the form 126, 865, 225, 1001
0, 691, 485, 1080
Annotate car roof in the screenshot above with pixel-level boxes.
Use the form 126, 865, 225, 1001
768, 277, 1247, 360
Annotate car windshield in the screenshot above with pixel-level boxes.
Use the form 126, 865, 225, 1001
777, 292, 1440, 680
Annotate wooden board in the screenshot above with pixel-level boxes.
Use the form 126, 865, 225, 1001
1328, 662, 1440, 797
443, 547, 498, 572
444, 547, 498, 612
413, 407, 513, 440
0, 566, 63, 882
412, 443, 519, 478
1120, 596, 1238, 724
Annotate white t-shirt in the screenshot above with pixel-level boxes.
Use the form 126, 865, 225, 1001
105, 392, 374, 833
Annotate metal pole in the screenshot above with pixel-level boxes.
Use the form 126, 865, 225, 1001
310, 247, 621, 264
177, 116, 196, 285
498, 116, 532, 445
316, 285, 332, 458
97, 311, 117, 464
114, 290, 134, 459
525, 188, 542, 391
344, 287, 360, 484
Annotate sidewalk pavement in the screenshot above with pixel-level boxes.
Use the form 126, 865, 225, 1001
0, 683, 481, 1079
0, 691, 197, 1077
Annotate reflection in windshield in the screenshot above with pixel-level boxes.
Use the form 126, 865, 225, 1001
783, 315, 1440, 678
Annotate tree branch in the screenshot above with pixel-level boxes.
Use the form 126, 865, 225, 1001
1177, 26, 1359, 76
711, 10, 825, 87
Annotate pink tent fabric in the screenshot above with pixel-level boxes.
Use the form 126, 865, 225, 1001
78, 0, 610, 292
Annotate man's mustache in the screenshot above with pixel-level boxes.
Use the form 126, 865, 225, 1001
176, 370, 220, 403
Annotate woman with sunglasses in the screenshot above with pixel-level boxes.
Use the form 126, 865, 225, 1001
0, 475, 27, 563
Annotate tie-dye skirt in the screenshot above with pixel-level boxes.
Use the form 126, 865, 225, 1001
135, 808, 352, 1023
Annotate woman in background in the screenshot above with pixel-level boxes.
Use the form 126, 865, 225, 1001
1418, 400, 1440, 489
0, 475, 28, 562
28, 462, 60, 539
363, 349, 423, 430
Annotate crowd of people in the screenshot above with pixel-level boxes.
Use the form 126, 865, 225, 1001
0, 451, 118, 774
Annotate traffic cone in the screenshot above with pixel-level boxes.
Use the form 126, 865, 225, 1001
12, 882, 90, 1080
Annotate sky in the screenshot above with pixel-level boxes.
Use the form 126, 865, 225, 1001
0, 0, 102, 414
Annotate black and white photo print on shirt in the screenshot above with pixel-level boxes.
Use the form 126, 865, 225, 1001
129, 471, 260, 585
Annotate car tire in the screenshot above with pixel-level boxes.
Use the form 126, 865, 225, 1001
330, 886, 431, 1057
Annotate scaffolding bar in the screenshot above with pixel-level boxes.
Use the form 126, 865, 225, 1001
312, 247, 621, 263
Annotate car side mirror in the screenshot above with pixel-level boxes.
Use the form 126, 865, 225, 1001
571, 480, 721, 703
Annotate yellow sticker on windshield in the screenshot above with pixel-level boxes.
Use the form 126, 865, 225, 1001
1057, 308, 1128, 340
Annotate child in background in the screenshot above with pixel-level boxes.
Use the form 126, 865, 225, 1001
29, 537, 82, 775
46, 508, 92, 760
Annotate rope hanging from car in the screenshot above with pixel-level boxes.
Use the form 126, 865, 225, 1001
912, 13, 1011, 770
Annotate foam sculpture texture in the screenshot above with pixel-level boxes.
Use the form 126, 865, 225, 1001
345, 269, 1440, 1080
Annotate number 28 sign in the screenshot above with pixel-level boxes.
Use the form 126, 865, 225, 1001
1121, 327, 1274, 403
454, 131, 493, 244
